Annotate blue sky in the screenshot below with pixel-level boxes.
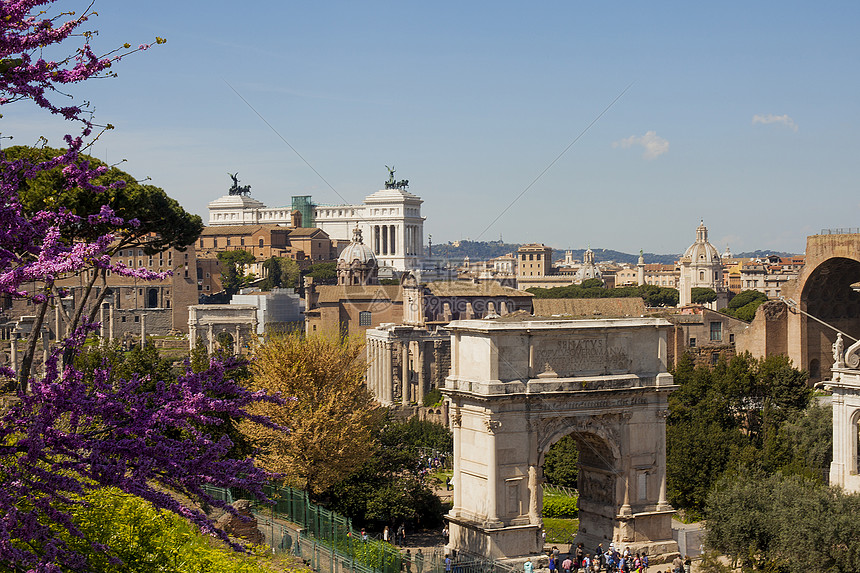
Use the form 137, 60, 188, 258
6, 1, 860, 255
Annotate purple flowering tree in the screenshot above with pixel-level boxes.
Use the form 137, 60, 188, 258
0, 3, 277, 571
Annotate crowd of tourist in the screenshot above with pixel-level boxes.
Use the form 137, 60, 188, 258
527, 543, 692, 573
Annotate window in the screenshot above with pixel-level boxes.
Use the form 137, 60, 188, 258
259, 238, 264, 247
710, 321, 723, 341
227, 238, 231, 246
241, 238, 245, 246
359, 311, 372, 326
134, 316, 139, 323
689, 337, 696, 348
711, 352, 720, 365
729, 333, 735, 344
213, 238, 218, 248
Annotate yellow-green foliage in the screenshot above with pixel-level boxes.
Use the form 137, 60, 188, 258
242, 332, 382, 494
61, 488, 290, 573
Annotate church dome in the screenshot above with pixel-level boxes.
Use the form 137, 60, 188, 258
575, 247, 603, 282
683, 221, 720, 264
338, 227, 376, 265
337, 226, 379, 286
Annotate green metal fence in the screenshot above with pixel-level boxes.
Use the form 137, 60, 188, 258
201, 484, 518, 573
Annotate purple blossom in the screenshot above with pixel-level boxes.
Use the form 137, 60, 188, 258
0, 3, 278, 571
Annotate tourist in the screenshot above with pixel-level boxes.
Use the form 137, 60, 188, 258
384, 525, 391, 543
445, 554, 452, 573
574, 543, 584, 572
415, 549, 425, 573
443, 525, 449, 544
683, 556, 691, 573
361, 528, 368, 542
524, 558, 533, 573
404, 549, 412, 573
671, 555, 683, 573
562, 555, 573, 573
549, 552, 557, 573
641, 552, 648, 573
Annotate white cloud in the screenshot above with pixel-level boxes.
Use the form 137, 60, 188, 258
612, 131, 669, 159
752, 114, 798, 132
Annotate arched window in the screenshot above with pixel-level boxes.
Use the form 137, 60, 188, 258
259, 238, 264, 247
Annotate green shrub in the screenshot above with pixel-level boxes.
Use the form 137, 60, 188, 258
542, 495, 578, 518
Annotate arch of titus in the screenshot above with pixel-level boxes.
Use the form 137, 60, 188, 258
443, 318, 679, 560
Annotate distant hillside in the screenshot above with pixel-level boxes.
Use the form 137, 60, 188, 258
430, 241, 679, 265
559, 249, 679, 266
429, 241, 799, 266
733, 250, 799, 259
430, 240, 522, 261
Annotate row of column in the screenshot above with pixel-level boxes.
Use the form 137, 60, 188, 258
405, 225, 422, 256
367, 338, 393, 404
373, 225, 397, 256
187, 323, 246, 355
367, 337, 428, 405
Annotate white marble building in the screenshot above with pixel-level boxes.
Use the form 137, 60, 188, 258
206, 178, 425, 273
314, 187, 424, 272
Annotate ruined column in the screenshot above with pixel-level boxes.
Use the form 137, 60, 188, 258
416, 340, 425, 404
401, 342, 410, 405
207, 323, 214, 354
10, 335, 18, 378
99, 303, 106, 346
140, 313, 146, 344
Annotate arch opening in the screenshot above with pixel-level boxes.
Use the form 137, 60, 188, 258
540, 430, 619, 548
800, 257, 860, 382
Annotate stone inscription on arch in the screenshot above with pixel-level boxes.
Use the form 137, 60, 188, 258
533, 336, 632, 376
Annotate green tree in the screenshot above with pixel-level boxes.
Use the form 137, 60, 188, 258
526, 282, 678, 306
542, 435, 579, 488
5, 145, 203, 383
580, 277, 604, 289
307, 261, 337, 282
706, 470, 860, 573
666, 353, 811, 515
260, 256, 301, 290
690, 287, 718, 304
324, 413, 448, 528
217, 250, 257, 295
722, 289, 768, 322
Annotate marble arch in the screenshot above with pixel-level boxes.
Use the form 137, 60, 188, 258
442, 317, 679, 561
187, 304, 258, 355
740, 233, 860, 384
